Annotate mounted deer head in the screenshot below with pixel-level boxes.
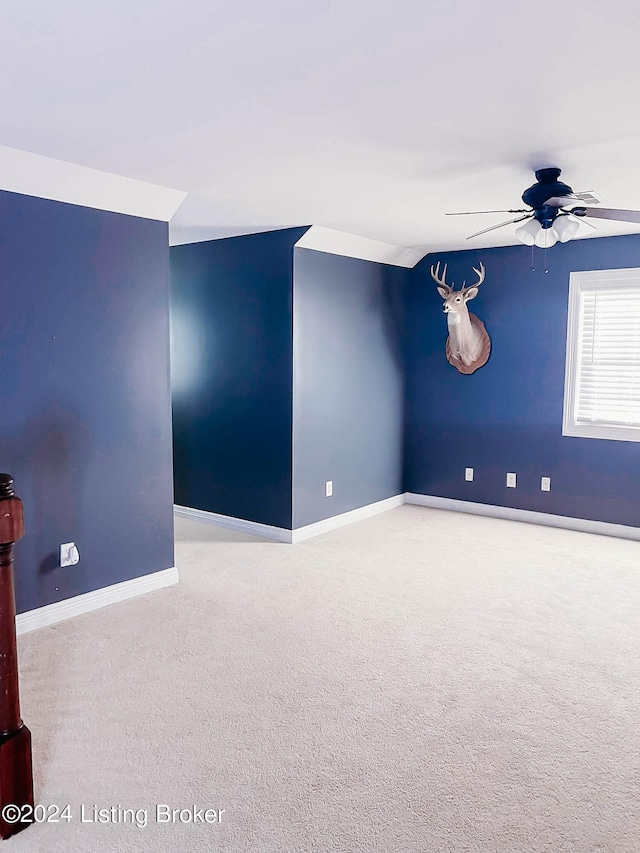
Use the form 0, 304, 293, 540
430, 261, 491, 374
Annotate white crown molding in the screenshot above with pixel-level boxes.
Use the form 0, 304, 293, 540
169, 224, 293, 246
16, 567, 179, 635
0, 144, 187, 222
295, 225, 426, 268
405, 493, 640, 541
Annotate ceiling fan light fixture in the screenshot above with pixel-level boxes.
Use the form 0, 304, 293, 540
456, 169, 640, 249
534, 226, 558, 249
515, 218, 540, 246
554, 215, 581, 243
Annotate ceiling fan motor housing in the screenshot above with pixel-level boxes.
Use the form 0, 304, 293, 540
522, 168, 573, 227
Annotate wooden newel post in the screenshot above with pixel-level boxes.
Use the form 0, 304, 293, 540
0, 474, 34, 839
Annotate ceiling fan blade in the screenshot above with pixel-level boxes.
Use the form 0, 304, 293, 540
446, 208, 529, 215
573, 206, 640, 224
544, 195, 582, 207
466, 214, 533, 240
568, 213, 597, 231
546, 192, 606, 208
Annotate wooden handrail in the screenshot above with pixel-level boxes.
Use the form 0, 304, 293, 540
0, 474, 34, 839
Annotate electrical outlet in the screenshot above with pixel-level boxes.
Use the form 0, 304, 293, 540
465, 467, 474, 481
506, 472, 517, 488
325, 480, 333, 497
60, 542, 79, 567
541, 477, 551, 492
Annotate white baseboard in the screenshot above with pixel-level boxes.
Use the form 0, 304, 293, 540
174, 495, 406, 544
16, 566, 179, 636
178, 492, 640, 546
405, 493, 640, 541
19, 495, 638, 636
174, 505, 293, 542
291, 495, 406, 542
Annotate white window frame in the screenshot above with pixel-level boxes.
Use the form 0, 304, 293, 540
563, 267, 640, 442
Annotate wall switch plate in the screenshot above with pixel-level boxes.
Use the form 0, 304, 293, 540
465, 467, 474, 481
60, 542, 79, 567
325, 480, 333, 497
541, 477, 551, 491
506, 472, 517, 488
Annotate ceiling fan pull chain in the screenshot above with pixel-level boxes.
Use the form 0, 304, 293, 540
544, 245, 549, 274
530, 244, 535, 272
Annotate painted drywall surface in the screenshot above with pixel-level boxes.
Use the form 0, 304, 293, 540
404, 235, 640, 526
0, 190, 174, 614
170, 228, 308, 529
293, 247, 407, 528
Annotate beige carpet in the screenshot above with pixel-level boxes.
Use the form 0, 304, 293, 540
6, 504, 640, 852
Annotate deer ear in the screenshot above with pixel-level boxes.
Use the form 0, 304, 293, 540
463, 287, 478, 301
436, 286, 450, 299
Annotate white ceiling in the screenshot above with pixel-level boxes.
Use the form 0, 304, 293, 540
3, 0, 640, 253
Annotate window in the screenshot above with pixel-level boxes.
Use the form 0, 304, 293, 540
563, 268, 640, 441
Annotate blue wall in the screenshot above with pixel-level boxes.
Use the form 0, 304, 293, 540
0, 190, 175, 614
292, 248, 408, 527
404, 235, 640, 526
170, 228, 308, 529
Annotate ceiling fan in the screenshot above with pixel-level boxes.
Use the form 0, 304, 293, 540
446, 167, 640, 248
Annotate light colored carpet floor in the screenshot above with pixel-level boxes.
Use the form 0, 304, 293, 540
5, 504, 640, 852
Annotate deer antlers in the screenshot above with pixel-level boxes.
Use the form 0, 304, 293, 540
430, 261, 485, 292
470, 262, 485, 290
430, 261, 450, 291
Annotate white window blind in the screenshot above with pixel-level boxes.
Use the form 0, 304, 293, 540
576, 288, 640, 425
563, 268, 640, 441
